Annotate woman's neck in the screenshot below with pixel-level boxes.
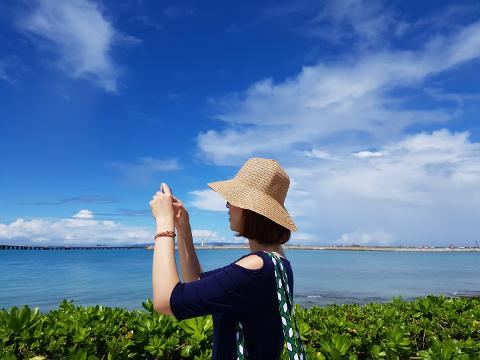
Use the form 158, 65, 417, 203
248, 239, 286, 258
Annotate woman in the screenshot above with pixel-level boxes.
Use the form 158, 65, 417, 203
150, 157, 300, 359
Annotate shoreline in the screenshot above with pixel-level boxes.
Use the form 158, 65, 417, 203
2, 244, 478, 252
149, 244, 480, 252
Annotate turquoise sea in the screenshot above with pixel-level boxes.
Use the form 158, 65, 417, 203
1, 249, 479, 312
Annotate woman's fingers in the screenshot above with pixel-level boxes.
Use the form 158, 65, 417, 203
172, 195, 183, 205
153, 184, 173, 199
161, 183, 172, 196
154, 184, 176, 199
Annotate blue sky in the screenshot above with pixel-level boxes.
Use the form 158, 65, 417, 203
1, 0, 479, 247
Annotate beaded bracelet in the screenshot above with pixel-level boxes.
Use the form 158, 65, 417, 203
155, 231, 176, 239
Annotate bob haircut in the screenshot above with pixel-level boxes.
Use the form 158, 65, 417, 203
233, 208, 291, 245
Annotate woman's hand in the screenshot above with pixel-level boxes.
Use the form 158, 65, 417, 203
172, 195, 190, 229
150, 183, 175, 227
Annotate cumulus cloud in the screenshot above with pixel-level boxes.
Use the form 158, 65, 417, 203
0, 210, 149, 245
283, 129, 480, 246
353, 151, 383, 159
17, 0, 137, 92
0, 210, 228, 246
72, 209, 94, 219
335, 230, 395, 246
304, 149, 333, 159
188, 189, 228, 212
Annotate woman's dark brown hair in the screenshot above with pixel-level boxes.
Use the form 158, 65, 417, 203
233, 208, 291, 245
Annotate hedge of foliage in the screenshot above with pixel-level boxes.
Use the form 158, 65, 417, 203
1, 295, 479, 359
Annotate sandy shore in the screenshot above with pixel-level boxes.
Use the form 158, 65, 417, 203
146, 244, 480, 252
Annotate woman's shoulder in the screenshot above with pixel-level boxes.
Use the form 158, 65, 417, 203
233, 253, 264, 270
230, 250, 291, 272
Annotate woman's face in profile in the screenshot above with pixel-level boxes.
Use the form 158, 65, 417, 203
226, 201, 243, 232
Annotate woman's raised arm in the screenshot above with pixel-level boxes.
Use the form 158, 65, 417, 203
177, 221, 203, 282
172, 195, 203, 282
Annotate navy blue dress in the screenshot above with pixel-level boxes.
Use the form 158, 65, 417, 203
169, 250, 294, 359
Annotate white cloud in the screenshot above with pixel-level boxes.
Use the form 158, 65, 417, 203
353, 151, 383, 158
291, 232, 316, 242
304, 149, 333, 159
0, 211, 229, 246
193, 127, 480, 246
0, 211, 149, 245
197, 21, 480, 166
283, 129, 480, 246
188, 189, 228, 212
335, 230, 395, 246
17, 0, 135, 92
72, 209, 94, 219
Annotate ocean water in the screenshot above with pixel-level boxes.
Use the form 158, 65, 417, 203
1, 249, 479, 312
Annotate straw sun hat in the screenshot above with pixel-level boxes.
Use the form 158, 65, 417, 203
207, 157, 298, 232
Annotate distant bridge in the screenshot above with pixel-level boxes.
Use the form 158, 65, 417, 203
0, 244, 147, 250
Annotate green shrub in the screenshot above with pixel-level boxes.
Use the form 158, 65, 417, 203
1, 295, 479, 359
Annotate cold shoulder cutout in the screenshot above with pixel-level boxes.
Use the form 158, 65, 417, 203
233, 254, 264, 271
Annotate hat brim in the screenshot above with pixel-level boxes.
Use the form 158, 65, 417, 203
207, 179, 298, 232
